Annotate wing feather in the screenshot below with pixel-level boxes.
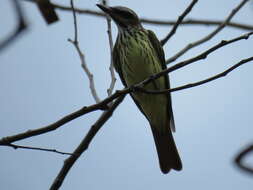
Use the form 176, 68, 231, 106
147, 30, 175, 132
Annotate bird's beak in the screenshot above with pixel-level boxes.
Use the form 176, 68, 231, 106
96, 4, 124, 27
96, 4, 113, 16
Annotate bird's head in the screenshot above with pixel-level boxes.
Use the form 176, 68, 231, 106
97, 4, 142, 30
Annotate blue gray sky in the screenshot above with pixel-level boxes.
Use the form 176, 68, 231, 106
1, 0, 253, 189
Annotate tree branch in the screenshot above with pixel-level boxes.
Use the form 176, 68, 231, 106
1, 0, 252, 188
0, 31, 251, 145
35, 0, 59, 24
166, 0, 250, 64
68, 0, 100, 103
0, 102, 111, 145
135, 56, 253, 94
141, 18, 253, 31
161, 0, 198, 46
6, 143, 73, 155
234, 144, 253, 175
102, 0, 117, 96
0, 0, 27, 52
22, 0, 253, 31
49, 95, 125, 190
141, 31, 253, 87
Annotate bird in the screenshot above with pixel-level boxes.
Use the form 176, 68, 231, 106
97, 4, 182, 173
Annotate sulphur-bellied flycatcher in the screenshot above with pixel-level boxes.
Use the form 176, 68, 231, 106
97, 4, 182, 173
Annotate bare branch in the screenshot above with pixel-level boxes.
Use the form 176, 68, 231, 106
141, 18, 253, 31
2, 1, 252, 187
102, 0, 117, 96
141, 31, 253, 87
49, 95, 125, 190
6, 143, 73, 155
135, 56, 253, 94
48, 38, 253, 189
161, 0, 198, 46
22, 0, 105, 16
35, 0, 59, 24
0, 0, 27, 52
0, 100, 112, 145
22, 0, 253, 31
166, 0, 250, 64
234, 144, 253, 175
0, 31, 251, 145
68, 0, 100, 103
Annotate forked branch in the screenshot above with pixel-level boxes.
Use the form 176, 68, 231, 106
235, 144, 253, 175
0, 31, 252, 146
166, 0, 250, 64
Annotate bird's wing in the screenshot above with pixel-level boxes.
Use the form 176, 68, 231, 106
112, 39, 127, 87
147, 30, 175, 132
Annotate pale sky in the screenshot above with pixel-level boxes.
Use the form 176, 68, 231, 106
0, 0, 253, 189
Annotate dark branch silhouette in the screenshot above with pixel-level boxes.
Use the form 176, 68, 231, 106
135, 56, 253, 94
49, 95, 125, 190
161, 0, 198, 45
22, 0, 253, 31
7, 143, 73, 155
141, 18, 253, 30
36, 0, 59, 24
0, 0, 27, 52
0, 31, 252, 146
235, 144, 253, 175
0, 1, 252, 189
142, 31, 253, 87
166, 0, 250, 64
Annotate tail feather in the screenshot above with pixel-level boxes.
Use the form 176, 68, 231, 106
151, 126, 182, 173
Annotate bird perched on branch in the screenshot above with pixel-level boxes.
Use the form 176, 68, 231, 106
97, 4, 182, 173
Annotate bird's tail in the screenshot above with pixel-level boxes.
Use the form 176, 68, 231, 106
151, 126, 182, 173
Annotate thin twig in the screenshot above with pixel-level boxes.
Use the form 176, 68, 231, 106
70, 0, 78, 43
0, 0, 27, 52
22, 0, 253, 31
49, 95, 125, 190
166, 0, 250, 64
141, 18, 253, 31
6, 143, 73, 155
234, 144, 253, 175
161, 0, 198, 46
135, 56, 253, 94
68, 0, 100, 103
0, 31, 252, 145
0, 101, 112, 145
102, 0, 117, 96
